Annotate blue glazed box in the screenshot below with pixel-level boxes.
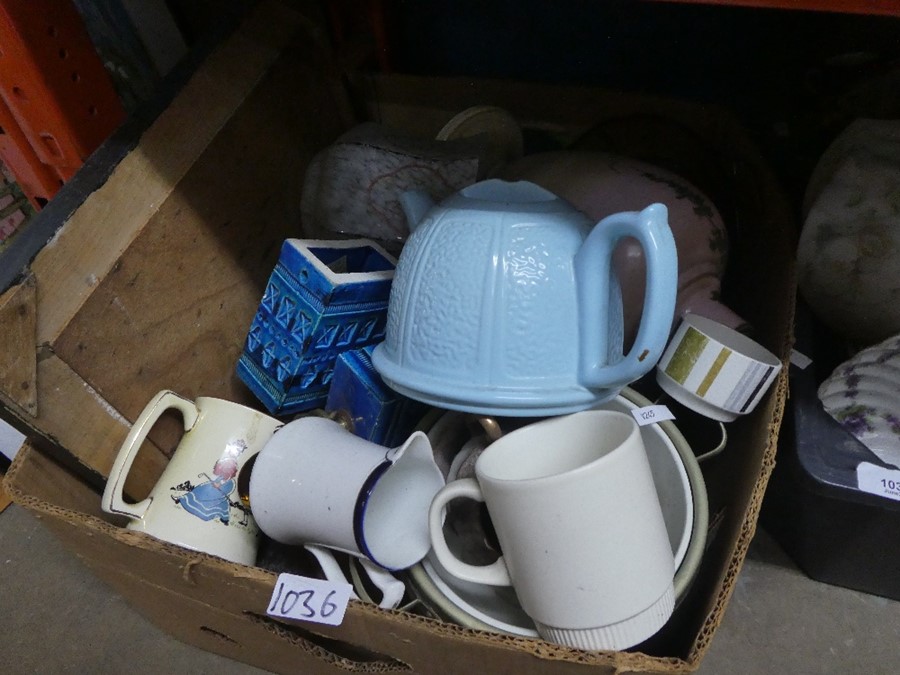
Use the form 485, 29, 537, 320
237, 239, 396, 416
325, 345, 429, 447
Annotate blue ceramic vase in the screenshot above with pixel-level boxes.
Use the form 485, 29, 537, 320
238, 239, 396, 416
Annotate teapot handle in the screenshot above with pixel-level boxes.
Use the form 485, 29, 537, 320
575, 203, 678, 390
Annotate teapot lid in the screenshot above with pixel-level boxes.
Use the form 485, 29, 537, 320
450, 179, 574, 214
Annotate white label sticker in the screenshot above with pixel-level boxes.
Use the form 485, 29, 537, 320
630, 405, 675, 426
266, 573, 353, 626
790, 349, 813, 369
856, 462, 900, 502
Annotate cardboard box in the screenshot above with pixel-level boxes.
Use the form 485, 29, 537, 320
0, 2, 796, 672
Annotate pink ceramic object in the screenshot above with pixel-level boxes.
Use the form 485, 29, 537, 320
500, 151, 746, 344
301, 122, 502, 253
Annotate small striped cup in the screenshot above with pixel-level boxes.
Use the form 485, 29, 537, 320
656, 313, 782, 422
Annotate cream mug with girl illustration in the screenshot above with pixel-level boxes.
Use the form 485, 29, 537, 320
102, 390, 282, 565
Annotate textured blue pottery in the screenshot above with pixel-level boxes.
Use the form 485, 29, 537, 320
371, 179, 678, 416
238, 239, 396, 416
325, 345, 428, 447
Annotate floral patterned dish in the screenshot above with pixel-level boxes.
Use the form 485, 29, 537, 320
818, 333, 900, 469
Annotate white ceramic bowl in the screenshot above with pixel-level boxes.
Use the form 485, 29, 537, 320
405, 387, 708, 636
656, 313, 782, 422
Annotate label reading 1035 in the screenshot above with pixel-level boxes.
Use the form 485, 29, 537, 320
856, 462, 900, 502
266, 573, 353, 626
630, 405, 675, 427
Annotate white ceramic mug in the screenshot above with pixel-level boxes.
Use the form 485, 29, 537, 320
249, 415, 445, 571
656, 312, 783, 422
428, 410, 675, 651
102, 391, 282, 565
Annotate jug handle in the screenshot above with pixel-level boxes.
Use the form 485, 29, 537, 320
101, 390, 200, 521
575, 203, 678, 390
304, 544, 406, 610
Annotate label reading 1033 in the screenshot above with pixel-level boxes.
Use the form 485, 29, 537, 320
856, 462, 900, 502
267, 573, 353, 626
789, 349, 813, 370
630, 405, 675, 427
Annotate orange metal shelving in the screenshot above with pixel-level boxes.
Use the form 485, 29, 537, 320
0, 0, 124, 209
648, 0, 900, 16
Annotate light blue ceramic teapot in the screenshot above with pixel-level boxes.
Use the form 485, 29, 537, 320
371, 179, 677, 416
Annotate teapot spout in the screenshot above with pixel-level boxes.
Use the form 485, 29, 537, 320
399, 190, 435, 233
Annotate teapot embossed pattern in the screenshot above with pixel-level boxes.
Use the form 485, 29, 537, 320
372, 179, 678, 416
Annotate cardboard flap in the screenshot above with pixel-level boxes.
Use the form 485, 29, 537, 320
0, 275, 37, 416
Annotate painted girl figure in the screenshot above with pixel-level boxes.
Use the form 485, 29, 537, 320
171, 440, 247, 525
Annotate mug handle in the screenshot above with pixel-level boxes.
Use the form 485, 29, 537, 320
576, 203, 678, 390
101, 390, 199, 521
428, 478, 511, 587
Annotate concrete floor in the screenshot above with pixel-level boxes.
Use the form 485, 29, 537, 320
1, 501, 898, 674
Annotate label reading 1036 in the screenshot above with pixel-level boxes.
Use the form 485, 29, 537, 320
856, 462, 900, 502
267, 573, 353, 626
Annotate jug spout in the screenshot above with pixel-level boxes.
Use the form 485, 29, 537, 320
386, 429, 439, 468
399, 190, 436, 233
